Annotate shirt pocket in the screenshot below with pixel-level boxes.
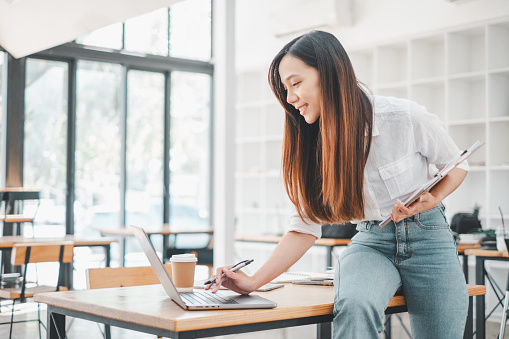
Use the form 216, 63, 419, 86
378, 155, 413, 200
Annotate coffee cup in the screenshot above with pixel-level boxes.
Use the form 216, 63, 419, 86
170, 253, 197, 289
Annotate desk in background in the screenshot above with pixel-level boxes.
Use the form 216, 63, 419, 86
464, 248, 509, 339
0, 188, 40, 236
96, 226, 213, 266
457, 242, 482, 283
0, 235, 117, 288
235, 235, 351, 267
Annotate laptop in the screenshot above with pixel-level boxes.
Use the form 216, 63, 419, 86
131, 225, 277, 310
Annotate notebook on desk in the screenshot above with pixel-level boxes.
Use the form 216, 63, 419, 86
131, 225, 277, 310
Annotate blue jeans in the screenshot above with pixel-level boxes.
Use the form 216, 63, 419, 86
333, 204, 468, 339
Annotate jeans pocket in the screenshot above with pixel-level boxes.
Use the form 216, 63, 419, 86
414, 204, 449, 230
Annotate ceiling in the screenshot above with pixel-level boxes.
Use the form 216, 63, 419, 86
0, 0, 180, 58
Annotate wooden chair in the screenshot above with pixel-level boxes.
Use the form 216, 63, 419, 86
86, 265, 172, 339
0, 241, 73, 339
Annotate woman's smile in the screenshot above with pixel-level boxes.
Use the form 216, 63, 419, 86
279, 55, 322, 124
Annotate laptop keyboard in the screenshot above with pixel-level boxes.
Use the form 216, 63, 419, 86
180, 291, 239, 306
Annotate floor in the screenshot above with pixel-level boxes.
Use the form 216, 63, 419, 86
0, 302, 507, 339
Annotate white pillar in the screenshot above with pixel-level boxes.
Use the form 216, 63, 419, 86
212, 0, 235, 268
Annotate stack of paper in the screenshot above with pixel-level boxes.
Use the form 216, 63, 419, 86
271, 271, 334, 283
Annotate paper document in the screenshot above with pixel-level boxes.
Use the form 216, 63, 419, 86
379, 140, 484, 229
272, 271, 334, 283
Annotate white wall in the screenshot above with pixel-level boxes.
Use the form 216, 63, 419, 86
235, 0, 509, 70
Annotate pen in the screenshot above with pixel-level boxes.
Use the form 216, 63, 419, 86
204, 259, 254, 285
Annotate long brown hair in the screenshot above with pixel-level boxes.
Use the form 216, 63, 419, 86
268, 31, 373, 224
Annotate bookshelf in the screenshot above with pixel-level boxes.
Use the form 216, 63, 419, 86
348, 17, 509, 229
235, 17, 509, 244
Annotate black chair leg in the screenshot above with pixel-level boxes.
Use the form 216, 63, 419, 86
9, 299, 15, 339
38, 302, 42, 339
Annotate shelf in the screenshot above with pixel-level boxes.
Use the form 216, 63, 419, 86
236, 135, 283, 143
448, 26, 485, 75
265, 103, 285, 135
448, 119, 486, 126
410, 35, 445, 80
235, 17, 509, 232
448, 75, 486, 121
237, 106, 262, 139
448, 124, 486, 165
446, 170, 486, 215
237, 71, 264, 103
376, 86, 408, 99
489, 170, 509, 217
488, 71, 509, 118
235, 170, 281, 179
410, 81, 445, 120
237, 142, 262, 173
349, 49, 374, 87
489, 120, 509, 166
376, 43, 408, 84
488, 21, 509, 70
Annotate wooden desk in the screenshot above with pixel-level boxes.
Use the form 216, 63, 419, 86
96, 226, 213, 266
236, 235, 351, 267
464, 248, 509, 339
456, 242, 481, 282
35, 283, 484, 339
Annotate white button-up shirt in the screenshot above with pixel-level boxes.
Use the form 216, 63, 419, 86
287, 95, 468, 238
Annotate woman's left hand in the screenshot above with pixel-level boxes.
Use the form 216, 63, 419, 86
390, 192, 439, 223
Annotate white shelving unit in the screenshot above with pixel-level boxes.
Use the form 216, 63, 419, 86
235, 69, 293, 237
348, 17, 509, 229
234, 17, 509, 276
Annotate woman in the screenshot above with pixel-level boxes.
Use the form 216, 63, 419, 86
207, 30, 468, 338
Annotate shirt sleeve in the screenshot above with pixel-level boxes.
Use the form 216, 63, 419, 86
409, 101, 469, 172
287, 212, 322, 238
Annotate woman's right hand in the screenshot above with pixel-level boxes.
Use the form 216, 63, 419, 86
205, 265, 257, 295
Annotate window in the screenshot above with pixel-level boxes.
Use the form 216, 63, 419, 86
75, 61, 122, 237
74, 0, 212, 61
125, 70, 165, 226
0, 51, 4, 170
5, 0, 213, 272
75, 23, 123, 50
169, 0, 211, 61
170, 71, 211, 222
23, 59, 69, 236
124, 9, 169, 56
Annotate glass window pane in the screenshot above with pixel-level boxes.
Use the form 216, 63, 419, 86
170, 72, 210, 239
0, 51, 4, 172
24, 59, 68, 237
75, 61, 122, 238
170, 0, 211, 61
124, 8, 168, 56
126, 70, 164, 227
75, 22, 123, 50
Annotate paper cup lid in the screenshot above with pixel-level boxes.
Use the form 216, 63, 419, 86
169, 253, 198, 262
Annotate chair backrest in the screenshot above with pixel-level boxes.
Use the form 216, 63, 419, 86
11, 242, 74, 266
86, 264, 172, 290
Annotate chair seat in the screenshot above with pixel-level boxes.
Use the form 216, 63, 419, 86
0, 285, 68, 299
0, 214, 35, 223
